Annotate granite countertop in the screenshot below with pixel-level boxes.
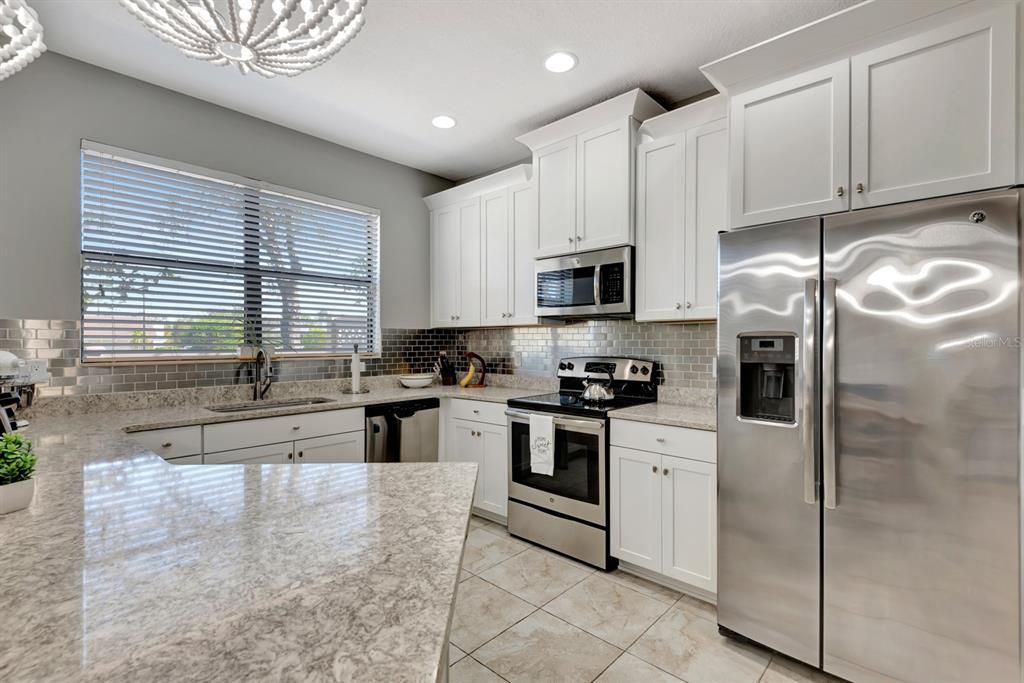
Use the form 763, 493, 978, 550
610, 401, 717, 431
0, 403, 479, 682
115, 384, 543, 433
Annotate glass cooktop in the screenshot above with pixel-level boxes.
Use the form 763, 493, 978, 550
507, 391, 655, 418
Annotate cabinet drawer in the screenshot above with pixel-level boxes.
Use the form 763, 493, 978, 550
204, 408, 364, 454
611, 419, 716, 463
133, 426, 202, 459
449, 399, 506, 426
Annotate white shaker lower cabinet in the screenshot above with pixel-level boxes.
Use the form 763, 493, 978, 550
445, 400, 508, 519
204, 442, 294, 465
294, 432, 365, 463
610, 419, 717, 595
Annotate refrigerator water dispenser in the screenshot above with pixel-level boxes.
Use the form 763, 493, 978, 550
738, 335, 795, 423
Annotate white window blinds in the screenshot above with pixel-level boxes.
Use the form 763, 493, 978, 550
80, 143, 380, 361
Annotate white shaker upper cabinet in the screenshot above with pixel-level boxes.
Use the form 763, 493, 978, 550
508, 182, 538, 325
535, 136, 578, 258
683, 118, 727, 320
481, 189, 511, 326
456, 199, 482, 327
730, 60, 850, 228
430, 205, 460, 327
849, 6, 1016, 209
636, 134, 687, 321
577, 121, 634, 252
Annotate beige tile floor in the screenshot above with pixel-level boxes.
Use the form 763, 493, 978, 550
451, 516, 845, 683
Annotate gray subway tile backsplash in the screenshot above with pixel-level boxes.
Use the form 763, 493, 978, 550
0, 318, 716, 397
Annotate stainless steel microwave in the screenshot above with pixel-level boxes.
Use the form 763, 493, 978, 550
534, 246, 633, 318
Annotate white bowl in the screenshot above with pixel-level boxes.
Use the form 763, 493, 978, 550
399, 374, 435, 388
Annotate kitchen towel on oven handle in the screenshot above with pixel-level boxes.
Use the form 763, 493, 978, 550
529, 413, 554, 476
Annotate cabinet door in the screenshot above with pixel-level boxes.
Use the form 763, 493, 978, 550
204, 442, 292, 465
609, 445, 662, 572
730, 60, 850, 228
477, 423, 508, 518
507, 182, 538, 325
431, 205, 460, 326
295, 431, 365, 463
535, 136, 578, 258
481, 189, 511, 326
683, 118, 727, 320
635, 134, 686, 322
850, 7, 1015, 209
577, 121, 633, 251
457, 198, 482, 326
451, 419, 484, 506
661, 455, 716, 593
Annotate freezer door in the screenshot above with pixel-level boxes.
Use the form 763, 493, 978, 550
717, 218, 822, 666
822, 190, 1021, 683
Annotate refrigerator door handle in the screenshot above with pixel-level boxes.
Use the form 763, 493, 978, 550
822, 278, 838, 509
801, 279, 817, 504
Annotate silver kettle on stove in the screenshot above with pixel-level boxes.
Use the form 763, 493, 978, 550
581, 369, 616, 403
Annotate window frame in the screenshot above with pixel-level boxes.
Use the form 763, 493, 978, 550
79, 140, 382, 365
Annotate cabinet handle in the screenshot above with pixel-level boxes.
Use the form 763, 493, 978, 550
663, 468, 670, 476
652, 465, 658, 473
161, 442, 172, 448
856, 182, 864, 194
298, 451, 303, 459
836, 186, 845, 197
656, 437, 666, 443
287, 452, 293, 460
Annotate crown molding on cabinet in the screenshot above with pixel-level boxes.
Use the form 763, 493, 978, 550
639, 95, 726, 142
699, 0, 970, 94
515, 88, 666, 152
423, 163, 532, 210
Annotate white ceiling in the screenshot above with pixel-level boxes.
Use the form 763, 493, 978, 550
32, 0, 859, 181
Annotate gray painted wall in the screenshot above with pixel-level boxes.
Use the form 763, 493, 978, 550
0, 53, 452, 328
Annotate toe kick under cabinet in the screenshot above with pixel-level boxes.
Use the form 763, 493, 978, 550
610, 419, 717, 596
134, 407, 366, 465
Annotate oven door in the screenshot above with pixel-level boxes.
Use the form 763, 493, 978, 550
534, 247, 632, 317
506, 408, 606, 526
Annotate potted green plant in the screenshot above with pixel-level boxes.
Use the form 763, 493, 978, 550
0, 433, 37, 514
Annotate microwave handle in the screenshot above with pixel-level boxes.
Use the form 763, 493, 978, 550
593, 263, 602, 306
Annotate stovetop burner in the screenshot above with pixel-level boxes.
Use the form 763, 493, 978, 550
507, 390, 656, 418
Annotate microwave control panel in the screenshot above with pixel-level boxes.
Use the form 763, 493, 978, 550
599, 263, 625, 304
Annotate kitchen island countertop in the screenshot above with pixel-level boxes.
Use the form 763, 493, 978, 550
0, 402, 479, 682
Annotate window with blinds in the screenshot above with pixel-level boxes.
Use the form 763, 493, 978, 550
80, 142, 381, 362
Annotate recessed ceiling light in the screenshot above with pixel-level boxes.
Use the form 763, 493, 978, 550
431, 115, 457, 129
544, 52, 577, 73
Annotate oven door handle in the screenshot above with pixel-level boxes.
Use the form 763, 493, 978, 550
505, 408, 605, 431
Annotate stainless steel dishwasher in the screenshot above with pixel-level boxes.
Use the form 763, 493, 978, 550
364, 398, 440, 463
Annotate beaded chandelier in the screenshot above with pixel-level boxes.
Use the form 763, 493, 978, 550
0, 0, 45, 82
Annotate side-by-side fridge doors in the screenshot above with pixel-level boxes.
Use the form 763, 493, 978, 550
717, 217, 822, 667
821, 189, 1021, 683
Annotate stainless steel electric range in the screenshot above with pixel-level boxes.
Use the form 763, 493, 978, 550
505, 356, 657, 569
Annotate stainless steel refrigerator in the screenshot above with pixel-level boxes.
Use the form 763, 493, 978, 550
717, 189, 1021, 683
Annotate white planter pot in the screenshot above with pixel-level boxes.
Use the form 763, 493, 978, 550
0, 478, 35, 514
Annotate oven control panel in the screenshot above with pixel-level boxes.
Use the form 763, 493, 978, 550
557, 357, 655, 382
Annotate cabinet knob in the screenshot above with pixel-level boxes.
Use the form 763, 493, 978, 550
298, 451, 303, 459
473, 409, 480, 414
836, 186, 845, 197
568, 236, 574, 244
287, 453, 293, 460
685, 301, 692, 309
652, 465, 658, 473
161, 442, 172, 448
675, 303, 681, 310
575, 235, 582, 242
292, 425, 301, 431
656, 437, 666, 443
663, 468, 670, 476
856, 182, 864, 194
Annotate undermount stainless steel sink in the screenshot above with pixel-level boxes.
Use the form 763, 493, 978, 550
205, 397, 336, 413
